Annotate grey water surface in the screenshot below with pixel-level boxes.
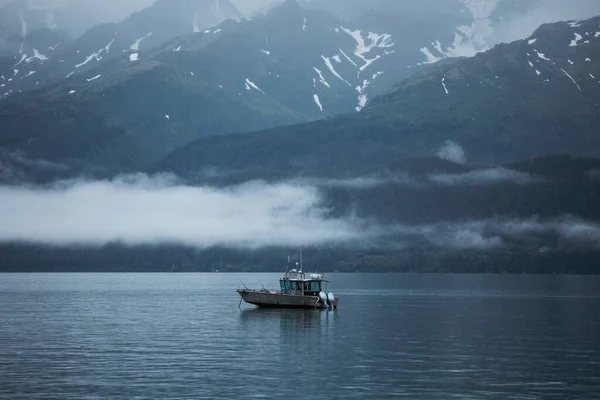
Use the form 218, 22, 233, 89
1, 273, 599, 399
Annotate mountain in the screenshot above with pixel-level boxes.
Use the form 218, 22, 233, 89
0, 0, 244, 100
285, 1, 529, 103
155, 15, 600, 180
0, 26, 72, 88
0, 0, 407, 177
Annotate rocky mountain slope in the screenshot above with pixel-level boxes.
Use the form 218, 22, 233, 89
0, 0, 406, 176
155, 15, 600, 179
0, 0, 243, 99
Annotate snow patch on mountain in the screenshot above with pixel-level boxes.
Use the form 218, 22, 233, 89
75, 49, 103, 68
534, 50, 551, 61
321, 55, 351, 86
48, 42, 61, 53
32, 49, 49, 61
130, 53, 139, 62
570, 33, 583, 47
87, 74, 101, 82
420, 46, 442, 64
441, 77, 449, 95
560, 68, 581, 91
356, 81, 368, 111
339, 49, 357, 67
105, 38, 116, 53
245, 78, 265, 94
130, 32, 153, 51
13, 55, 27, 68
340, 28, 394, 72
313, 67, 330, 88
313, 94, 323, 111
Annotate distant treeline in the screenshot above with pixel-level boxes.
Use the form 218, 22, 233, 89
1, 244, 599, 274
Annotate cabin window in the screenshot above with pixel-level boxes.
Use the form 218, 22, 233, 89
285, 281, 291, 290
280, 281, 285, 290
291, 281, 297, 290
311, 281, 320, 292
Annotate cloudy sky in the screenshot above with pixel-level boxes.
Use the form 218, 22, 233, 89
5, 0, 600, 31
65, 0, 600, 23
76, 0, 278, 21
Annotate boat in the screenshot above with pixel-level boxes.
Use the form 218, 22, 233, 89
236, 258, 339, 309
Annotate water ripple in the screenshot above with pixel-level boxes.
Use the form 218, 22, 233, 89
0, 273, 599, 399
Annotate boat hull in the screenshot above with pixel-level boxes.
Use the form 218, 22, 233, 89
237, 289, 338, 309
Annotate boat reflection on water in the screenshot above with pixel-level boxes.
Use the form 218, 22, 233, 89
239, 307, 337, 333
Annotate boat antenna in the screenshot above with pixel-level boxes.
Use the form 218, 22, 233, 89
238, 278, 248, 290
300, 247, 303, 271
258, 278, 267, 291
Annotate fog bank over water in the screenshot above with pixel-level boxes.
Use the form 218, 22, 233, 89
1, 175, 599, 251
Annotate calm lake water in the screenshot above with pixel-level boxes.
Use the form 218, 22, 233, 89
1, 273, 599, 399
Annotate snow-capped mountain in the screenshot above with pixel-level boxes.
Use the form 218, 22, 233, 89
0, 0, 401, 174
0, 0, 243, 99
0, 27, 72, 98
2, 0, 599, 181
154, 15, 600, 178
298, 0, 600, 96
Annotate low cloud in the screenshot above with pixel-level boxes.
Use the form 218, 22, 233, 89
0, 174, 364, 248
294, 173, 417, 189
436, 140, 466, 164
489, 0, 600, 45
1, 175, 599, 252
402, 221, 504, 250
428, 168, 540, 186
388, 216, 600, 250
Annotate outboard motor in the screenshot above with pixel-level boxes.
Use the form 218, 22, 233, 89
319, 291, 330, 309
327, 292, 335, 309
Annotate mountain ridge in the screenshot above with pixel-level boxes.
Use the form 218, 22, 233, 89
0, 1, 404, 176
0, 0, 244, 99
153, 15, 600, 181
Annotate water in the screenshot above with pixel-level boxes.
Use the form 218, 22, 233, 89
1, 273, 599, 399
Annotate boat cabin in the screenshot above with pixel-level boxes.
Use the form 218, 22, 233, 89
279, 269, 327, 295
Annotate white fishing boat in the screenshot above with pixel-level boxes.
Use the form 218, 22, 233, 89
236, 257, 338, 309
